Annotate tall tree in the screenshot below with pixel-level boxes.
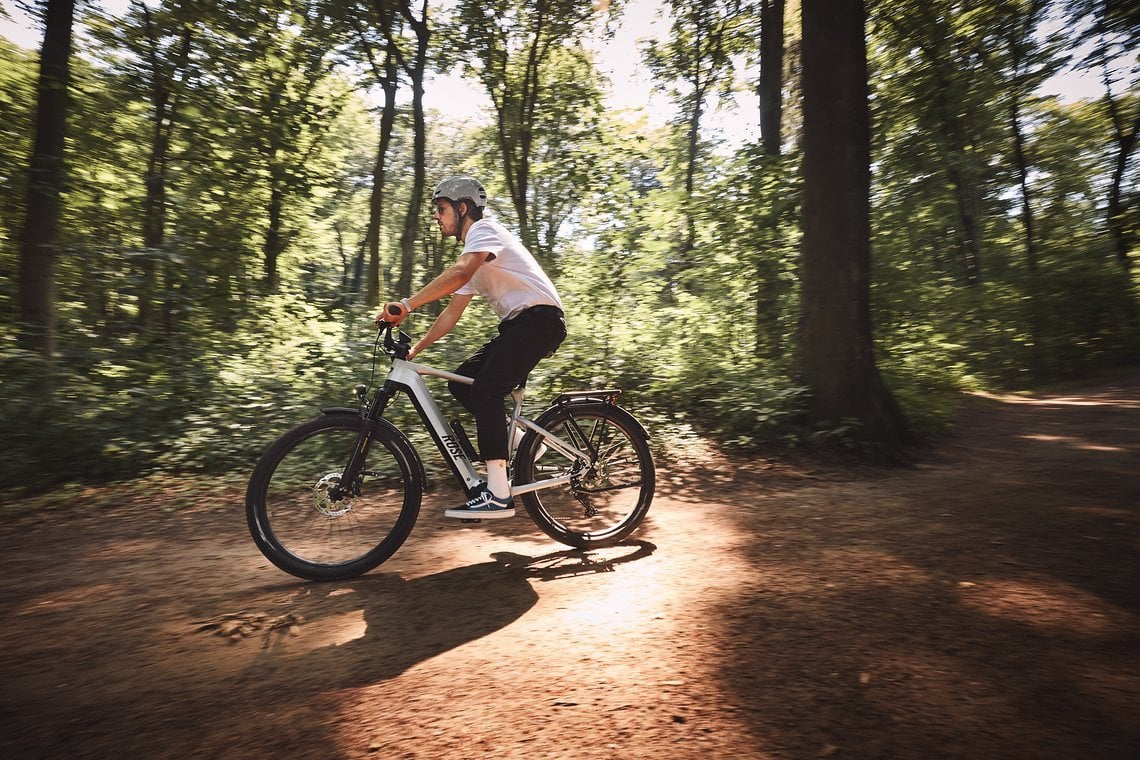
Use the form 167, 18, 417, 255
136, 1, 192, 329
799, 0, 912, 453
450, 0, 610, 266
645, 0, 738, 261
17, 0, 75, 356
525, 43, 606, 270
986, 0, 1063, 375
383, 0, 429, 300
267, 8, 333, 291
874, 2, 1013, 287
998, 0, 1057, 273
90, 0, 199, 330
752, 0, 789, 360
757, 0, 785, 157
351, 0, 429, 299
350, 1, 400, 306
228, 0, 349, 291
1068, 0, 1139, 275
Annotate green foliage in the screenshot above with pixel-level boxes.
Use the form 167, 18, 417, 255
2, 0, 1139, 493
444, 0, 612, 266
0, 37, 35, 303
643, 0, 743, 116
0, 294, 374, 491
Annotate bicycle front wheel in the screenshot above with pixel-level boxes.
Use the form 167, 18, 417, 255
246, 414, 422, 581
514, 402, 654, 549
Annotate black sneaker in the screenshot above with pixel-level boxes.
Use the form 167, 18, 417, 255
444, 487, 516, 520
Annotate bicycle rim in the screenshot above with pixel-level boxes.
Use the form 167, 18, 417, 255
247, 416, 420, 580
516, 405, 654, 548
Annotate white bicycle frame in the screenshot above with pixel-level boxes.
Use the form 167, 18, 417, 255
385, 357, 591, 497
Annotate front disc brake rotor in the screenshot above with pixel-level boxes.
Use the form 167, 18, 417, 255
313, 472, 353, 517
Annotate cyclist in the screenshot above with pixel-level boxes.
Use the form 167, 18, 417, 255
378, 176, 566, 519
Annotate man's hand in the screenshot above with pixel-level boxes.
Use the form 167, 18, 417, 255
376, 300, 409, 327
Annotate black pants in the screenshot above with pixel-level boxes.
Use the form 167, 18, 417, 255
449, 305, 566, 461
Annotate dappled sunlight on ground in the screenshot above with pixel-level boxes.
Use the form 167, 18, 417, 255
1, 374, 1137, 758
972, 389, 1139, 409
1019, 433, 1128, 452
11, 582, 121, 617
957, 577, 1137, 636
323, 495, 771, 756
309, 607, 368, 648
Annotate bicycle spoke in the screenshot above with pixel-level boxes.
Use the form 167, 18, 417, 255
246, 416, 420, 580
514, 403, 654, 548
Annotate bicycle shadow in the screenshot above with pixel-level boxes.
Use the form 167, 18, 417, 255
490, 539, 656, 582
240, 540, 655, 693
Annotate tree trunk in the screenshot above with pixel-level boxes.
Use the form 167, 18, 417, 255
263, 179, 286, 292
138, 14, 191, 332
924, 58, 984, 286
514, 49, 535, 257
947, 165, 984, 285
1004, 8, 1040, 273
938, 93, 984, 286
755, 0, 786, 359
512, 1, 547, 260
1011, 94, 1047, 375
364, 41, 398, 307
395, 0, 428, 297
754, 251, 783, 359
758, 0, 785, 156
514, 127, 535, 257
1010, 99, 1038, 272
799, 0, 913, 455
1106, 109, 1138, 274
139, 102, 169, 329
17, 0, 75, 357
681, 99, 701, 260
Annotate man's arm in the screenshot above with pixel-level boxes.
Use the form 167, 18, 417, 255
409, 293, 473, 359
378, 251, 491, 326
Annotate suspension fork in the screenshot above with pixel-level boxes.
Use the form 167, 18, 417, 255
333, 381, 399, 499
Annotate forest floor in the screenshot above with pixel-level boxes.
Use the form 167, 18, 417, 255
1, 373, 1138, 759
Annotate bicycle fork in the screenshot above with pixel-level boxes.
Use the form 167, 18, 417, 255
329, 382, 399, 501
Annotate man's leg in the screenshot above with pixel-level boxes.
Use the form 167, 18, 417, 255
444, 310, 565, 518
468, 310, 565, 464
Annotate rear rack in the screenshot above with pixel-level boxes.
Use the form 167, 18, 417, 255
550, 389, 622, 405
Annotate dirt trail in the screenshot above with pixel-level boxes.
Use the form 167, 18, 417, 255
1, 375, 1138, 759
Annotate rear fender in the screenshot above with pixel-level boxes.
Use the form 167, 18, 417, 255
543, 398, 651, 442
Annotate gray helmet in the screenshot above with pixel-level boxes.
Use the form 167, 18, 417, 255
432, 176, 487, 209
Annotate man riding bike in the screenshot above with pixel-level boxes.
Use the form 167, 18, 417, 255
378, 176, 566, 519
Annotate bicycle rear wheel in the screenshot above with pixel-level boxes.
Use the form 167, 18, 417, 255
514, 402, 654, 548
246, 414, 421, 581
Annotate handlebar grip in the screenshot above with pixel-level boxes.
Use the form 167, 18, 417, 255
387, 303, 402, 316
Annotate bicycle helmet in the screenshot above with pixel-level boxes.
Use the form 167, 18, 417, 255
432, 176, 487, 210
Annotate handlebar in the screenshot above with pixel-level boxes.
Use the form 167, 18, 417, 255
375, 320, 412, 360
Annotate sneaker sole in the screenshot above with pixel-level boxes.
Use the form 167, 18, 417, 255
444, 508, 516, 520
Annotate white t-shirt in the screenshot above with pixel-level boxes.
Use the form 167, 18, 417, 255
456, 218, 564, 321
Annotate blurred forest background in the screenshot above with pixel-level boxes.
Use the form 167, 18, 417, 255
1, 0, 1137, 492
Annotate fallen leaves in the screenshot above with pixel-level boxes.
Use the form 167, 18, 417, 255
194, 610, 304, 641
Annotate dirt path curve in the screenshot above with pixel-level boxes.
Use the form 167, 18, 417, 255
2, 375, 1138, 759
